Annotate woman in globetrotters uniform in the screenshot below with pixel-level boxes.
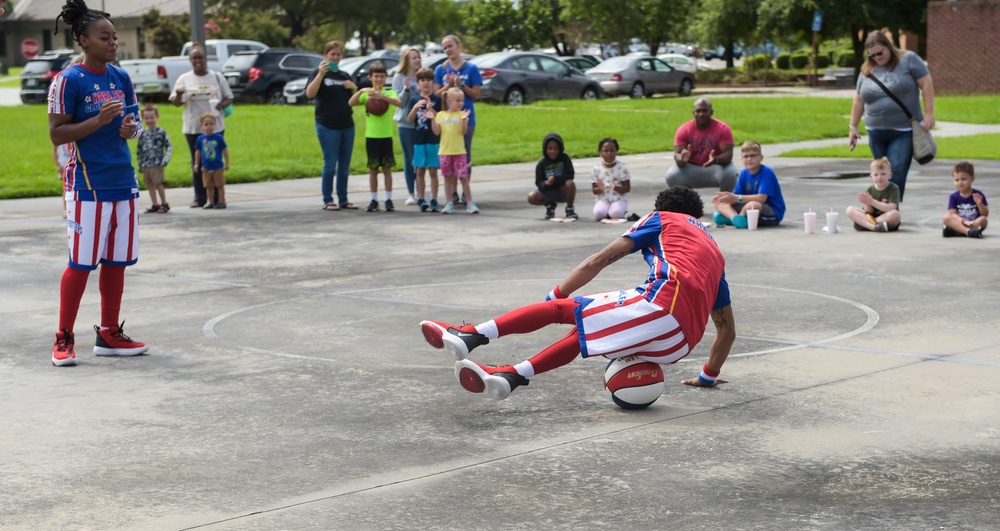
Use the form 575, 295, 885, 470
47, 0, 150, 366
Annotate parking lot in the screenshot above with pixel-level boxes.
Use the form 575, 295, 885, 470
2, 137, 999, 529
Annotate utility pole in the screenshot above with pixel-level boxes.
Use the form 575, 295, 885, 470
190, 0, 206, 46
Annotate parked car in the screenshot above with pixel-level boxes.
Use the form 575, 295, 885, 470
121, 39, 268, 101
470, 51, 603, 106
703, 45, 743, 61
385, 53, 474, 77
19, 50, 77, 104
585, 55, 694, 98
656, 53, 702, 73
283, 55, 401, 105
222, 48, 323, 104
563, 56, 600, 71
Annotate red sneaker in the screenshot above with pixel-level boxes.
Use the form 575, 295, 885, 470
454, 360, 528, 400
419, 320, 488, 360
93, 322, 148, 356
52, 329, 77, 366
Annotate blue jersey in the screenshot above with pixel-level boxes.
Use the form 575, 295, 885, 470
196, 133, 227, 171
48, 63, 141, 201
434, 62, 482, 125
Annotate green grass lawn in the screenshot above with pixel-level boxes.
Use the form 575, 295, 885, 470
2, 95, 998, 199
0, 67, 23, 87
783, 132, 1000, 159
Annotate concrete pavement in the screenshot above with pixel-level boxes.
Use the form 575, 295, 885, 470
2, 134, 1000, 529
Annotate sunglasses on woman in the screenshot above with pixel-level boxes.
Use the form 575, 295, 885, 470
867, 50, 886, 59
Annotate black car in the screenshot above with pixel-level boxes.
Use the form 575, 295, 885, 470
222, 48, 323, 104
19, 50, 77, 104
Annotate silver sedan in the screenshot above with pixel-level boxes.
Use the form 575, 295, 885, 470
586, 55, 695, 98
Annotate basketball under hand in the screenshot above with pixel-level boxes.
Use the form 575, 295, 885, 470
365, 96, 390, 117
604, 356, 666, 410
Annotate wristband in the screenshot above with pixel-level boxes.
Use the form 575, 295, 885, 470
546, 285, 567, 301
697, 364, 720, 386
738, 194, 743, 203
849, 125, 858, 130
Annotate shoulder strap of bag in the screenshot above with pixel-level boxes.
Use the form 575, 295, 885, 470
865, 73, 914, 121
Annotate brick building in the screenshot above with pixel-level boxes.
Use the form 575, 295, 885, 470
928, 0, 1000, 94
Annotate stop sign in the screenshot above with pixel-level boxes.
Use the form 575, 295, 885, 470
21, 39, 41, 59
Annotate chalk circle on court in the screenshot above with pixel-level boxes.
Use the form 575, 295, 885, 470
202, 279, 878, 367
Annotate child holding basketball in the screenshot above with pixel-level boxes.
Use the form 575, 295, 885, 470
136, 103, 173, 213
942, 161, 988, 238
432, 87, 476, 214
711, 141, 785, 228
528, 132, 577, 220
845, 157, 901, 232
406, 67, 442, 212
591, 137, 631, 221
348, 61, 401, 212
194, 112, 229, 209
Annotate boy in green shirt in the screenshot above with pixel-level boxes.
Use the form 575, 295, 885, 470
846, 156, 901, 232
349, 62, 401, 212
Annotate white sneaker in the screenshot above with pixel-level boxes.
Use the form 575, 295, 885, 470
404, 195, 418, 206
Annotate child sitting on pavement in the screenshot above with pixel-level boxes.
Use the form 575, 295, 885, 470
845, 156, 901, 232
711, 140, 784, 228
528, 132, 577, 219
590, 137, 630, 221
942, 161, 988, 238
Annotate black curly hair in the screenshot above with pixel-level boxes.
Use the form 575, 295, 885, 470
654, 186, 704, 219
54, 0, 112, 45
598, 137, 619, 152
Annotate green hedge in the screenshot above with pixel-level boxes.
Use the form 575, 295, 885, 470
790, 52, 809, 69
775, 52, 791, 70
743, 53, 772, 72
835, 51, 854, 67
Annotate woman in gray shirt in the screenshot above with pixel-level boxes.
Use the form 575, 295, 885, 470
849, 31, 935, 201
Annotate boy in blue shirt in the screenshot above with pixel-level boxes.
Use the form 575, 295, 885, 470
711, 141, 785, 228
406, 67, 442, 212
194, 112, 230, 209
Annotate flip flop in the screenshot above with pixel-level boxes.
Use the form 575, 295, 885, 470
323, 203, 340, 211
341, 203, 359, 210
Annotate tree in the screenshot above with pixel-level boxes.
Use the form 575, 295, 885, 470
462, 0, 522, 52
694, 0, 760, 68
810, 0, 929, 74
400, 0, 463, 47
140, 8, 190, 57
204, 10, 288, 46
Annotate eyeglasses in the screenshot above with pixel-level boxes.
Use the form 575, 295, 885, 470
867, 50, 886, 60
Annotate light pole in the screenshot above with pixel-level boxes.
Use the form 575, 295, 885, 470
190, 0, 206, 46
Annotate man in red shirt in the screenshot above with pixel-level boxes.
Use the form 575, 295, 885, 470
666, 99, 738, 192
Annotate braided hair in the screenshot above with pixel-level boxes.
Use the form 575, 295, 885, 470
54, 0, 112, 44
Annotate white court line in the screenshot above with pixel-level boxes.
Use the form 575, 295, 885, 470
202, 280, 889, 366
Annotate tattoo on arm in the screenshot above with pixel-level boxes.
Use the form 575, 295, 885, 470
711, 308, 728, 328
605, 251, 629, 267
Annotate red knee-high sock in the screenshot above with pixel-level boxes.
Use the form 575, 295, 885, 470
59, 266, 91, 331
493, 299, 576, 336
525, 330, 581, 376
99, 265, 125, 328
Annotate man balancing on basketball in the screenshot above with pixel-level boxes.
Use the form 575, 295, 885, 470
420, 186, 736, 400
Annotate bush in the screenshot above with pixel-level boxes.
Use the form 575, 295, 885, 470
743, 53, 772, 72
775, 52, 791, 70
836, 51, 854, 67
790, 52, 810, 69
815, 55, 830, 68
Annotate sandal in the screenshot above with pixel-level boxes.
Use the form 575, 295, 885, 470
145, 205, 160, 213
160, 203, 170, 213
323, 203, 341, 211
341, 203, 358, 210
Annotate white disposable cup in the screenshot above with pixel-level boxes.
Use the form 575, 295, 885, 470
747, 209, 760, 230
209, 98, 220, 115
826, 211, 838, 234
804, 212, 817, 233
